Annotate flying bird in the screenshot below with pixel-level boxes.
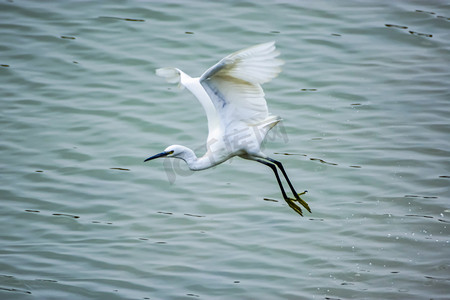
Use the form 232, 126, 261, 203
145, 41, 311, 216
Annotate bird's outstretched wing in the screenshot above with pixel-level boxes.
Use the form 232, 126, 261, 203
200, 41, 283, 128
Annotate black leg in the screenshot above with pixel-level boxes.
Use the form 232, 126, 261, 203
266, 157, 311, 213
255, 159, 288, 199
255, 159, 304, 216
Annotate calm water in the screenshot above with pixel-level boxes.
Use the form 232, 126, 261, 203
1, 1, 449, 299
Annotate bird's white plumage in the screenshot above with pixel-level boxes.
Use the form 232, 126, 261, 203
200, 41, 283, 129
155, 41, 284, 168
155, 67, 181, 85
200, 41, 283, 84
148, 42, 312, 216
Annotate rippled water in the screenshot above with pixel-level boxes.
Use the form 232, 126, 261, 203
1, 1, 449, 299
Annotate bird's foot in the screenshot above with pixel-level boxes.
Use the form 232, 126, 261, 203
294, 190, 312, 214
298, 190, 308, 196
284, 197, 304, 217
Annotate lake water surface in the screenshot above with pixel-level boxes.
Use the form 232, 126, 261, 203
1, 1, 449, 299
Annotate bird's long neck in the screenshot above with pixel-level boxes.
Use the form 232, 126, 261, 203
178, 147, 217, 171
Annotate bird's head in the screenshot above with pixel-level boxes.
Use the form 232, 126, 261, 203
144, 145, 190, 162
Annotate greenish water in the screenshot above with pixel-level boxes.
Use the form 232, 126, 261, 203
1, 1, 449, 299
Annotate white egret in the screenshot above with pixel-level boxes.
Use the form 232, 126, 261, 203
145, 41, 311, 216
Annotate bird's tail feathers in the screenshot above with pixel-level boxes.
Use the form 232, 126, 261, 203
250, 114, 282, 135
246, 115, 282, 145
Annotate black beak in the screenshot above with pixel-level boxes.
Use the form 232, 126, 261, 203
144, 151, 170, 162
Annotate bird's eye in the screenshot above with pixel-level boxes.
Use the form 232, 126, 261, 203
168, 150, 174, 154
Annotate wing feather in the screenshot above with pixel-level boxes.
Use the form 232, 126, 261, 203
201, 41, 283, 84
200, 41, 283, 128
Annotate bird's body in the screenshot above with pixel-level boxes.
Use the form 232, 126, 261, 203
146, 42, 311, 216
